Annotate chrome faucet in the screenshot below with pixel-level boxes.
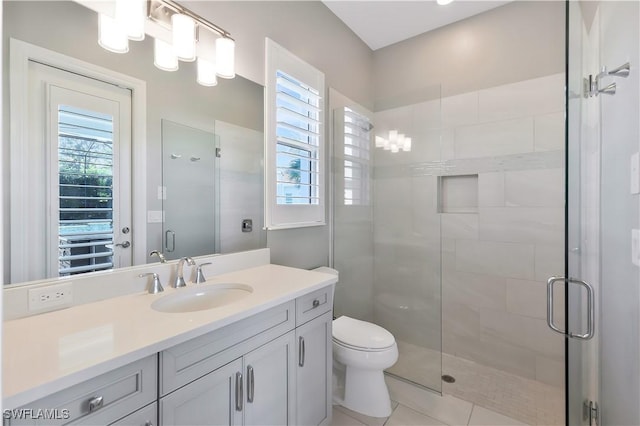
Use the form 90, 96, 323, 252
149, 250, 167, 263
174, 257, 195, 288
194, 262, 212, 284
139, 272, 164, 294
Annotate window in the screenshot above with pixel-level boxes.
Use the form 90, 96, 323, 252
57, 105, 115, 275
265, 39, 325, 229
342, 107, 372, 205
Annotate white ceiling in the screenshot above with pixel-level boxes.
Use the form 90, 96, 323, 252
322, 1, 512, 51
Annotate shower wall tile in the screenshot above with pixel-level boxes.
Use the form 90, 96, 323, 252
455, 240, 535, 280
441, 92, 479, 127
441, 214, 479, 240
535, 356, 565, 387
535, 112, 565, 152
440, 128, 456, 160
478, 207, 565, 245
534, 243, 565, 281
479, 308, 564, 359
477, 74, 565, 123
443, 269, 506, 311
478, 172, 505, 207
506, 278, 564, 321
504, 168, 565, 207
454, 117, 534, 159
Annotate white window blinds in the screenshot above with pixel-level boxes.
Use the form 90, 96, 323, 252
342, 107, 372, 206
265, 39, 325, 229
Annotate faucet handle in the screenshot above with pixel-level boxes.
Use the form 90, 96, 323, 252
149, 250, 167, 263
139, 272, 164, 294
194, 262, 212, 284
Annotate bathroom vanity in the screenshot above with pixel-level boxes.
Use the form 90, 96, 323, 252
3, 262, 335, 426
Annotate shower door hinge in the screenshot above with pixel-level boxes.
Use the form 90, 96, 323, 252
584, 400, 599, 426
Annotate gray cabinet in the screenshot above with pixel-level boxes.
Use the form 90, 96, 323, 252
243, 332, 296, 426
296, 312, 333, 426
160, 359, 243, 426
7, 355, 157, 426
110, 402, 157, 426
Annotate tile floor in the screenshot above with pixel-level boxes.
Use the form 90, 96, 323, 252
331, 376, 528, 426
331, 354, 565, 426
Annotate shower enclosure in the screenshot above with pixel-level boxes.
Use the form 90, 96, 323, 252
331, 71, 567, 424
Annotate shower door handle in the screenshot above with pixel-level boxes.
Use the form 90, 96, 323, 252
165, 230, 175, 253
547, 276, 595, 340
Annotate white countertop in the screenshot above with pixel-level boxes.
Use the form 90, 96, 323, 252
3, 264, 337, 409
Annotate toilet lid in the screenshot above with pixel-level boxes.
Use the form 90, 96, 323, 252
332, 316, 395, 350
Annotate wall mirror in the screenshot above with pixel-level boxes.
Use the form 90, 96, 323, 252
3, 0, 266, 285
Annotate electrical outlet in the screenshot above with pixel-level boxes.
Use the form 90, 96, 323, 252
28, 283, 73, 312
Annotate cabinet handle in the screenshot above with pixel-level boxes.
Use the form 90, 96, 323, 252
312, 299, 320, 308
235, 372, 243, 411
247, 365, 255, 403
88, 395, 104, 412
299, 336, 305, 367
144, 422, 153, 426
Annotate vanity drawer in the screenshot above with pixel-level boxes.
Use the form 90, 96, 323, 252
160, 300, 295, 395
296, 285, 334, 326
8, 355, 156, 426
109, 402, 157, 426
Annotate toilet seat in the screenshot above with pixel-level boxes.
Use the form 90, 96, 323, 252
333, 316, 395, 351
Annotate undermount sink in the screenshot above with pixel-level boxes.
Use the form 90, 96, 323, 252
151, 283, 254, 313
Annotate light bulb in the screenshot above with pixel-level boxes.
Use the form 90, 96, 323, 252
98, 14, 129, 54
154, 38, 179, 71
403, 137, 412, 152
375, 136, 385, 148
116, 0, 145, 41
197, 58, 218, 86
172, 14, 196, 62
389, 130, 398, 143
397, 134, 406, 150
216, 37, 235, 79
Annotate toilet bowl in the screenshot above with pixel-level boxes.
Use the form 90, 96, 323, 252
311, 266, 398, 418
332, 315, 398, 418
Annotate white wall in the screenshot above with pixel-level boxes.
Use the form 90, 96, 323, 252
597, 1, 640, 424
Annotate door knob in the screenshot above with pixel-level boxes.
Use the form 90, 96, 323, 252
115, 241, 131, 248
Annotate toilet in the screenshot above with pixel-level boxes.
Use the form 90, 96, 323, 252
313, 267, 399, 418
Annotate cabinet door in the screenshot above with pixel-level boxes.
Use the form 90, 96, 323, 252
160, 359, 243, 426
243, 332, 295, 426
296, 311, 332, 426
110, 402, 157, 426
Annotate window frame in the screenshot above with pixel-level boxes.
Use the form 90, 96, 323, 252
265, 38, 326, 230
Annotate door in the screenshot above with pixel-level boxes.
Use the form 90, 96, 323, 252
160, 359, 243, 426
561, 2, 600, 425
243, 332, 295, 426
13, 60, 133, 281
296, 312, 332, 426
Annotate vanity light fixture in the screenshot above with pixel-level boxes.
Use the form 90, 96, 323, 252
171, 13, 196, 62
116, 0, 146, 41
98, 13, 129, 54
154, 38, 179, 71
375, 130, 412, 153
96, 0, 236, 87
216, 37, 236, 79
197, 58, 218, 86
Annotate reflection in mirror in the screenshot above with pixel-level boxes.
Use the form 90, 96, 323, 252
3, 1, 265, 284
162, 120, 219, 260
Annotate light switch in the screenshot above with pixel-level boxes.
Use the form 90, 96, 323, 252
157, 186, 167, 200
631, 153, 640, 194
147, 210, 164, 223
632, 229, 640, 266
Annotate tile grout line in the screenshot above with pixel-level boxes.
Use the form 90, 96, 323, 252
466, 403, 475, 426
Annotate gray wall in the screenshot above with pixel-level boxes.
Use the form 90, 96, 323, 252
598, 1, 640, 424
372, 1, 565, 104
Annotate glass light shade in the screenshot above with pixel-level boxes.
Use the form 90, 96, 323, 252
397, 134, 406, 149
390, 144, 399, 153
403, 137, 412, 152
388, 130, 398, 143
437, 0, 454, 5
172, 14, 196, 62
216, 37, 235, 79
375, 136, 385, 148
383, 139, 391, 150
154, 38, 179, 72
197, 58, 218, 86
98, 14, 129, 54
116, 0, 145, 41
